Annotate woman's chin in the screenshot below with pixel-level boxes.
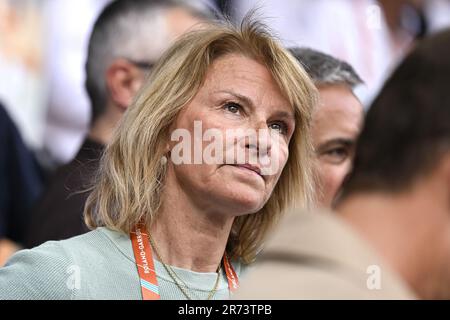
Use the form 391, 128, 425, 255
220, 190, 267, 216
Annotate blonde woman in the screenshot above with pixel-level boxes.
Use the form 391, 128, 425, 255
0, 18, 317, 300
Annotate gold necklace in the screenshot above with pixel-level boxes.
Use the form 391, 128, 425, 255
149, 235, 222, 300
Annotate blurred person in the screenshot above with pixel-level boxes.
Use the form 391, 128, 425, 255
0, 0, 46, 266
0, 0, 47, 151
0, 103, 43, 266
24, 0, 214, 249
235, 29, 450, 299
0, 17, 317, 300
289, 47, 364, 207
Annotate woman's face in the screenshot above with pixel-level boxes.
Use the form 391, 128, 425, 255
166, 54, 295, 217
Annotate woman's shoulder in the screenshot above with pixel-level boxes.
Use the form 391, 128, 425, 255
0, 237, 77, 299
57, 227, 127, 256
0, 228, 136, 300
22, 228, 123, 264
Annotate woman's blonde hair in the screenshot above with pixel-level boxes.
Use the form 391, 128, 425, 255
84, 16, 318, 264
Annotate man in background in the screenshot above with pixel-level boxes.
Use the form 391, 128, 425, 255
290, 48, 364, 207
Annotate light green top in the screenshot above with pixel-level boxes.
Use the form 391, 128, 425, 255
0, 227, 246, 300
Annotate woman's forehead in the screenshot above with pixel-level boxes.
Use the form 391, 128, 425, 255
200, 54, 293, 110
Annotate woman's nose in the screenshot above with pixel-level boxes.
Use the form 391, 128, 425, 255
244, 122, 272, 156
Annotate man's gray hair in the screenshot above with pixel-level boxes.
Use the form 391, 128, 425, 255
289, 47, 363, 89
85, 0, 216, 124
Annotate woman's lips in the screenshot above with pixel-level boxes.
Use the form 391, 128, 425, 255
231, 163, 263, 178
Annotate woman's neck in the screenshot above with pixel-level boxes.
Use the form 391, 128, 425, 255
150, 187, 235, 273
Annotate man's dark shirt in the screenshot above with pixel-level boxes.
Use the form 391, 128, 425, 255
25, 138, 104, 248
0, 103, 44, 244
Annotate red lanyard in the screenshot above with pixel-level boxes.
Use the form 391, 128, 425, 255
130, 224, 239, 300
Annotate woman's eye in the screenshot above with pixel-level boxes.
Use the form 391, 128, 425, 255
269, 122, 288, 135
224, 102, 241, 114
322, 148, 348, 164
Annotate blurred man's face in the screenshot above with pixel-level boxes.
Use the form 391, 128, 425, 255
312, 84, 364, 207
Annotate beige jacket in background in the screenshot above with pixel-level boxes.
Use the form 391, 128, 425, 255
235, 209, 416, 299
